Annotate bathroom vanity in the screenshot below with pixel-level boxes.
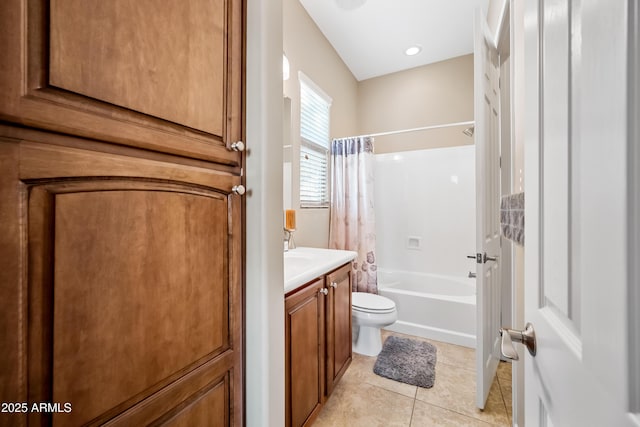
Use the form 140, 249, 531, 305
284, 248, 356, 427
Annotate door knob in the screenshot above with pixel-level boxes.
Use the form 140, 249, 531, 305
499, 323, 537, 360
232, 185, 246, 195
319, 288, 328, 296
230, 141, 245, 152
467, 253, 497, 263
330, 282, 338, 288
484, 254, 498, 263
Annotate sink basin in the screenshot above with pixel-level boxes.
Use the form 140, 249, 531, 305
284, 247, 357, 293
284, 252, 315, 280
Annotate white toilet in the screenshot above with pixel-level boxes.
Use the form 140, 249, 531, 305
352, 292, 398, 356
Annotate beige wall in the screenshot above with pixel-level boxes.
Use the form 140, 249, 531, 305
283, 0, 359, 248
283, 3, 475, 245
358, 54, 475, 154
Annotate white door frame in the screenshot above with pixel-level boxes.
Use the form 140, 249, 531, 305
506, 1, 527, 425
629, 0, 640, 419
245, 0, 286, 426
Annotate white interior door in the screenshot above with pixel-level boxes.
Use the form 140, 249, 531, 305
474, 8, 502, 410
522, 0, 638, 425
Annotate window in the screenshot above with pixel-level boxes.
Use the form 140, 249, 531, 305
299, 73, 332, 208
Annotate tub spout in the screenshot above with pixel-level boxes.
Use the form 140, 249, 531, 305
468, 271, 476, 278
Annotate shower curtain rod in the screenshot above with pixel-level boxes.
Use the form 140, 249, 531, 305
342, 120, 475, 139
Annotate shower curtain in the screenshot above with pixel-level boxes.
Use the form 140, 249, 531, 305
329, 136, 378, 294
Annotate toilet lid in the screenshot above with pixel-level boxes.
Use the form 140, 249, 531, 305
352, 292, 396, 313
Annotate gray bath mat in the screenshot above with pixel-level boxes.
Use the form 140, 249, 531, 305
373, 336, 437, 388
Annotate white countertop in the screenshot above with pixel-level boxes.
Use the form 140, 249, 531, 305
284, 247, 357, 294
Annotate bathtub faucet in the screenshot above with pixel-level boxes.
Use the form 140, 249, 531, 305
468, 271, 476, 278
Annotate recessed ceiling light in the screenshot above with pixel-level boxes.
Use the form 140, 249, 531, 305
405, 46, 422, 56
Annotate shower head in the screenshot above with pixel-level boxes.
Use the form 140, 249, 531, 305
463, 126, 475, 137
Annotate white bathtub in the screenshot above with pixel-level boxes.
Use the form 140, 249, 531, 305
378, 269, 476, 348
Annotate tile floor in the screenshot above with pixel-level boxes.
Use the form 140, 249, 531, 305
314, 330, 512, 427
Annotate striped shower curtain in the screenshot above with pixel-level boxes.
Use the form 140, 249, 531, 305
329, 136, 378, 294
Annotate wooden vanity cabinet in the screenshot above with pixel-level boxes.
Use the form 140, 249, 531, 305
284, 263, 353, 427
325, 263, 353, 396
285, 278, 326, 427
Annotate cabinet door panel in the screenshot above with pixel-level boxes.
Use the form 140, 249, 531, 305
285, 279, 325, 427
0, 0, 243, 165
50, 189, 227, 425
326, 264, 352, 394
0, 138, 245, 426
50, 0, 224, 136
161, 384, 226, 427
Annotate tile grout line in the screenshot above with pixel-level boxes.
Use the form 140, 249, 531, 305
408, 391, 417, 427
411, 398, 497, 426
496, 375, 512, 426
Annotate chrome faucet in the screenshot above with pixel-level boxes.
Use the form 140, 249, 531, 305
284, 228, 295, 251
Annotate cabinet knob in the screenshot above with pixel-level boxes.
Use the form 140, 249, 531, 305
232, 185, 246, 195
230, 141, 245, 152
330, 282, 338, 288
319, 288, 328, 296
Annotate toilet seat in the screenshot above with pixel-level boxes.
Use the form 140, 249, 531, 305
352, 292, 396, 314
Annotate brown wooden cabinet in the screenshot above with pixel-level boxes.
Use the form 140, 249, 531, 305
0, 0, 245, 426
284, 263, 353, 427
0, 0, 243, 166
325, 264, 353, 396
285, 278, 326, 427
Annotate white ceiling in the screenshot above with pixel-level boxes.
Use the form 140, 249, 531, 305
299, 0, 490, 81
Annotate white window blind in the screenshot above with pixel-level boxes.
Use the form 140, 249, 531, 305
299, 73, 331, 208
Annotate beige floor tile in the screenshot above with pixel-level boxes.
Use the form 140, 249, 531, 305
342, 353, 418, 399
415, 363, 510, 426
496, 361, 512, 382
483, 379, 510, 426
317, 331, 513, 427
498, 375, 513, 423
410, 400, 495, 427
431, 340, 476, 372
314, 381, 414, 427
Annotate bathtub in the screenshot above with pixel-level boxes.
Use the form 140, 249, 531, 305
378, 269, 476, 348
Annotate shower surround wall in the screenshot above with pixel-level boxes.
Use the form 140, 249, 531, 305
375, 145, 476, 346
375, 145, 476, 280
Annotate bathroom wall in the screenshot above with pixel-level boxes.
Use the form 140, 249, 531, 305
358, 54, 474, 154
374, 145, 476, 276
283, 0, 359, 248
283, 3, 475, 245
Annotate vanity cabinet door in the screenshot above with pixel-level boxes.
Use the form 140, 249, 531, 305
285, 278, 326, 427
325, 263, 353, 395
0, 0, 243, 166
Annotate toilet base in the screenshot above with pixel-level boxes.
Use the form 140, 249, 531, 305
353, 325, 383, 356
